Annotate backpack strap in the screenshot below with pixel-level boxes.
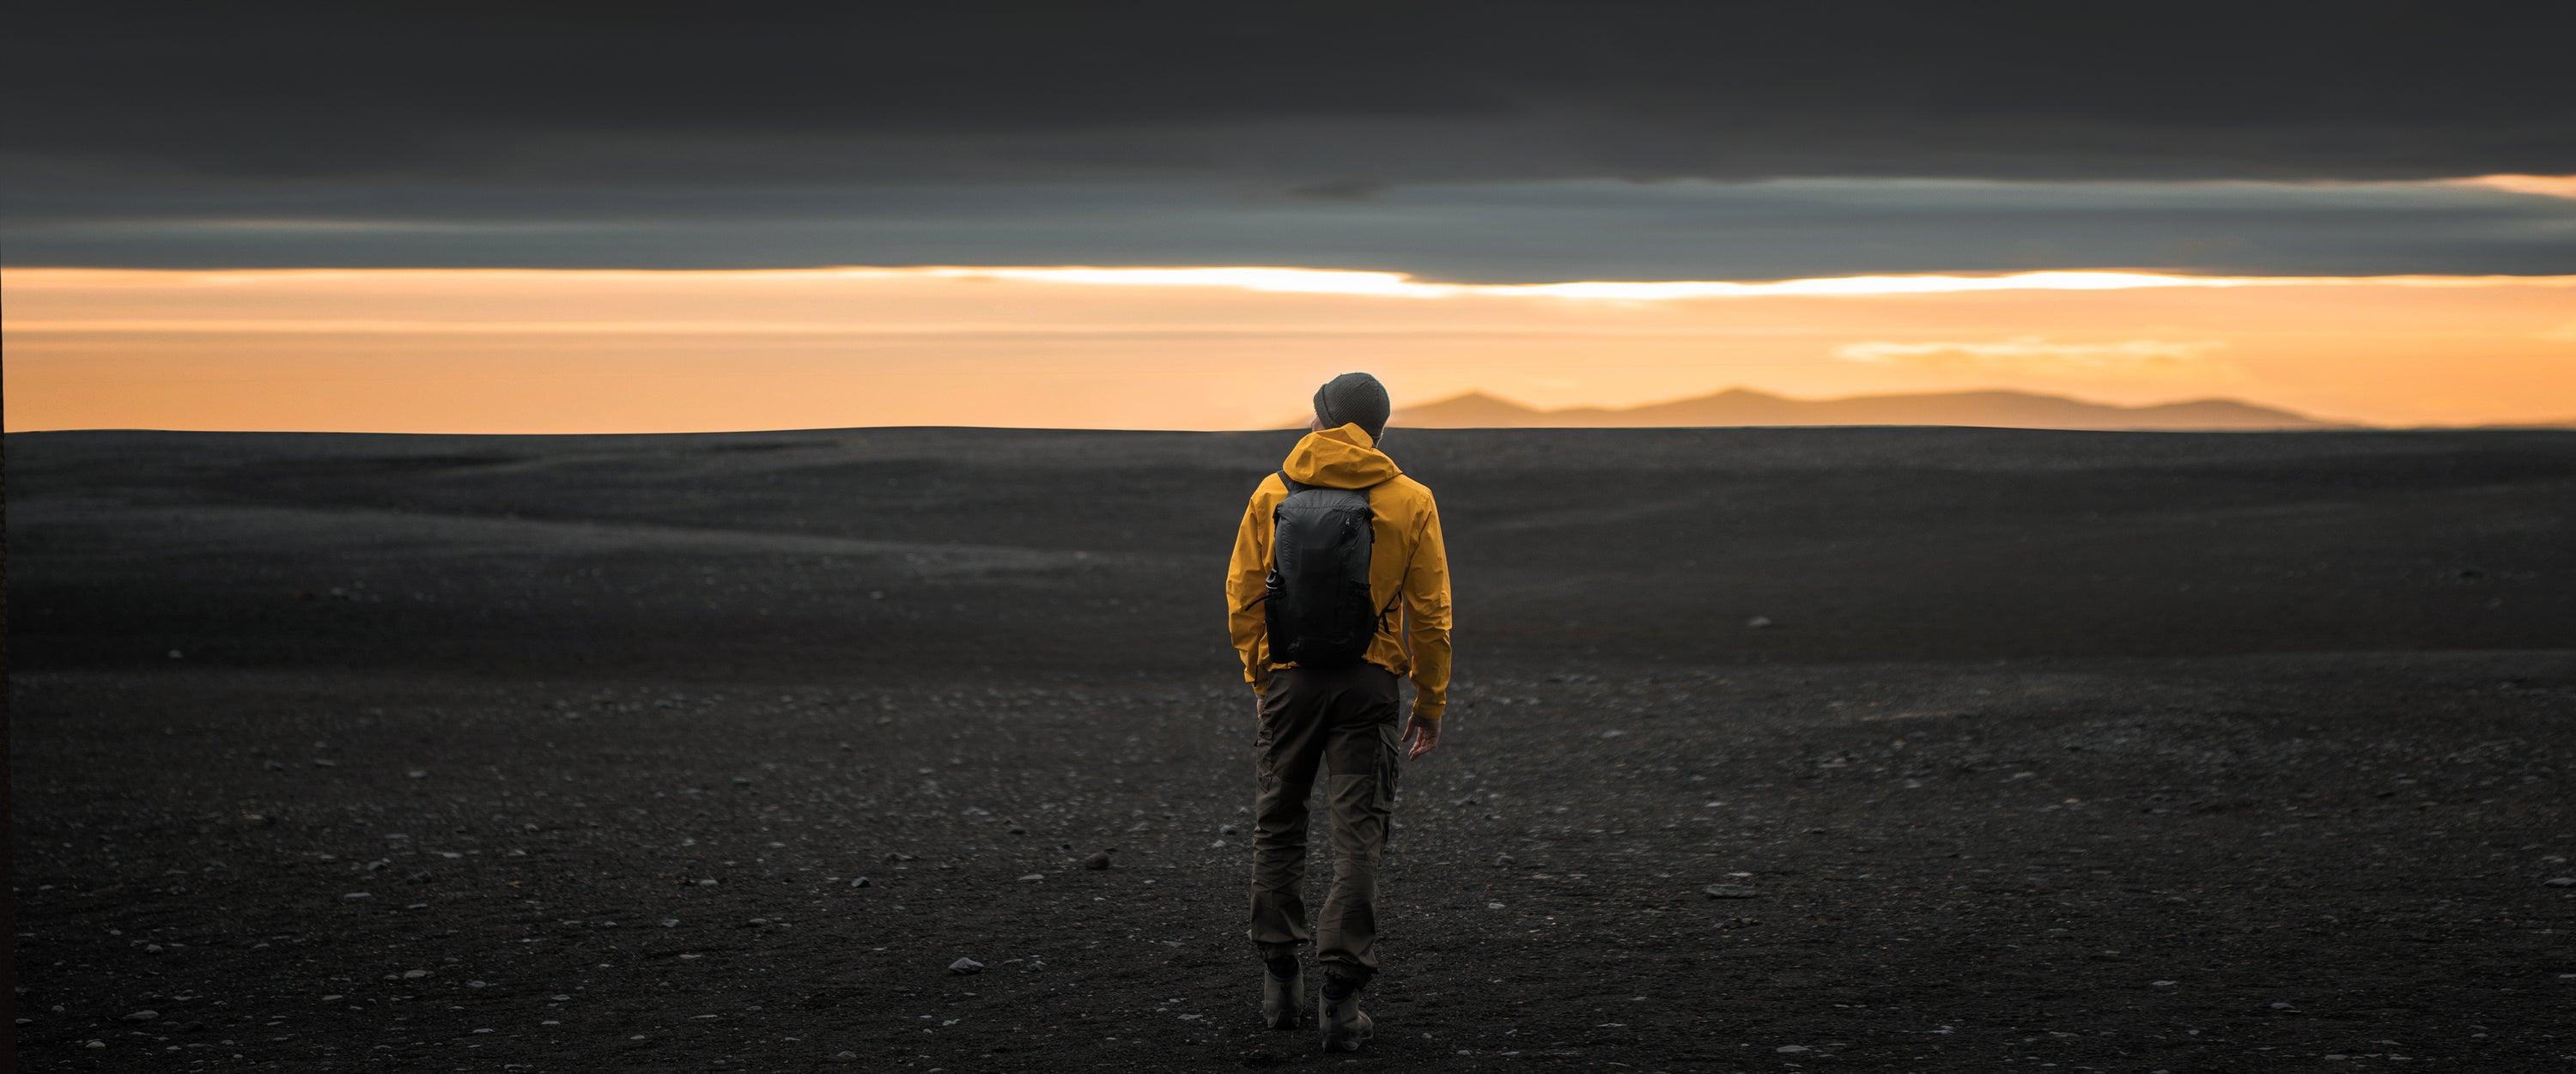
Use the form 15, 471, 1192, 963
1279, 470, 1392, 497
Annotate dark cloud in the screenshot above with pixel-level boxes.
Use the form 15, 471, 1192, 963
5, 3, 2570, 273
1285, 179, 1394, 203
8, 179, 2569, 279
9, 1, 2572, 185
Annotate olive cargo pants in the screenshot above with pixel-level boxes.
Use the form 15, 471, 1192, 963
1248, 663, 1404, 986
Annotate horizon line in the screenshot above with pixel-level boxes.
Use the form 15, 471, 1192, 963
25, 383, 2576, 436
21, 420, 2576, 436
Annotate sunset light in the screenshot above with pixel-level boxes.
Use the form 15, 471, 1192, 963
9, 266, 2572, 433
2449, 173, 2576, 198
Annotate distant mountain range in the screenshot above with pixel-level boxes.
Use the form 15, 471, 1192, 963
1390, 388, 2352, 431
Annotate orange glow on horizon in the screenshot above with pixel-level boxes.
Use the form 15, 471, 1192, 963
6, 266, 2573, 433
2449, 173, 2576, 199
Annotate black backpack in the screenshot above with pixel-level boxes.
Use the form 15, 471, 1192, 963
1264, 471, 1388, 667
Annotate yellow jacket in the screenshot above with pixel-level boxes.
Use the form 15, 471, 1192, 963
1226, 423, 1453, 720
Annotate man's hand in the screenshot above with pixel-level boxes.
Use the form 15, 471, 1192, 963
1400, 713, 1441, 761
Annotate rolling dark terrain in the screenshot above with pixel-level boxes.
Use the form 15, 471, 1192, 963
10, 426, 2575, 1072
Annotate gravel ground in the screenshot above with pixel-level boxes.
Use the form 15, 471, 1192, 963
10, 426, 2574, 1071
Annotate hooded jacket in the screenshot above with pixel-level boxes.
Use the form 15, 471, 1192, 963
1226, 423, 1452, 720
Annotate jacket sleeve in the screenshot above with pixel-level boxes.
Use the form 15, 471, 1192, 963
1403, 491, 1454, 721
1226, 482, 1274, 694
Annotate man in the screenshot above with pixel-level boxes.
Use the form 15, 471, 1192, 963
1225, 372, 1451, 1053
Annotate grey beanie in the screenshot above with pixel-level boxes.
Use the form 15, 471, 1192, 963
1312, 372, 1391, 441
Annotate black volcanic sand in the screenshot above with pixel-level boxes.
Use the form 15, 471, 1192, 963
9, 426, 2575, 1072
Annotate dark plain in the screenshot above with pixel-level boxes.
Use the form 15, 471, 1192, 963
9, 426, 2573, 1071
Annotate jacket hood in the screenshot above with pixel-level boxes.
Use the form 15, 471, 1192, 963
1281, 423, 1401, 488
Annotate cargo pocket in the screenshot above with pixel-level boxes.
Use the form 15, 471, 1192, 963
1374, 717, 1402, 815
1254, 719, 1280, 796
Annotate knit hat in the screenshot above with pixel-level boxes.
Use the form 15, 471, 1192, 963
1312, 372, 1391, 442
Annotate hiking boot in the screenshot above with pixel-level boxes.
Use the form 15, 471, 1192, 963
1261, 962, 1303, 1030
1319, 986, 1372, 1052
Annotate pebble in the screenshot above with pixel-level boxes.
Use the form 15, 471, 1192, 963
849, 877, 872, 889
663, 919, 680, 927
1776, 1044, 1810, 1053
1486, 901, 1506, 909
1495, 853, 1516, 866
1210, 840, 1228, 848
949, 957, 984, 974
124, 1010, 160, 1022
1703, 884, 1758, 899
85, 1040, 106, 1049
403, 969, 431, 980
2544, 877, 2574, 887
1018, 873, 1045, 883
1083, 852, 1113, 871
834, 1052, 859, 1062
1746, 616, 1774, 629
343, 891, 373, 901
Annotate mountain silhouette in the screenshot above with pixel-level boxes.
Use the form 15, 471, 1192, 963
1390, 388, 2348, 431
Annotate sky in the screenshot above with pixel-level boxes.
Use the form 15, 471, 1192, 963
5, 3, 2573, 431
